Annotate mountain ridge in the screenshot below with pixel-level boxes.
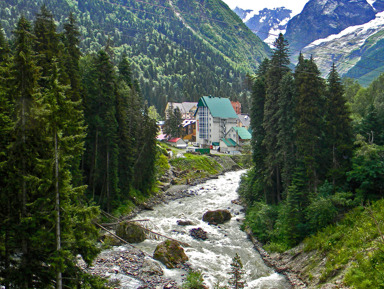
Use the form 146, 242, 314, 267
233, 0, 384, 85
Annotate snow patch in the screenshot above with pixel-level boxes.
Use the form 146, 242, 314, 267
306, 11, 384, 49
244, 10, 259, 22
367, 0, 376, 8
264, 28, 287, 47
279, 17, 290, 26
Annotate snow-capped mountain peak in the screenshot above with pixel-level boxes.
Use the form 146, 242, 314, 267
234, 6, 292, 46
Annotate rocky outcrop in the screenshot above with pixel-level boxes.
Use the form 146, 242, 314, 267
153, 240, 189, 269
116, 221, 146, 243
190, 228, 208, 240
237, 7, 292, 43
285, 0, 376, 51
202, 209, 232, 225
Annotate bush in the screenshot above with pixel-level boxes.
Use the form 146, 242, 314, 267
237, 168, 264, 204
243, 202, 278, 243
306, 197, 338, 232
182, 270, 206, 289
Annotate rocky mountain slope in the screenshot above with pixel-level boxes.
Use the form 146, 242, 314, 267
285, 0, 376, 53
234, 6, 292, 46
303, 10, 384, 85
0, 0, 270, 111
234, 0, 384, 85
285, 0, 384, 85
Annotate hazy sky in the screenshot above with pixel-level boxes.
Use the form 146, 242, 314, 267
222, 0, 309, 16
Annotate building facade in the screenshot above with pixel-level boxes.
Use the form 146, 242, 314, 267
195, 96, 238, 146
165, 102, 198, 120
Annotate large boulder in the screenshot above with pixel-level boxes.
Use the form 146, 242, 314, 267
116, 221, 146, 243
202, 209, 232, 225
153, 240, 188, 269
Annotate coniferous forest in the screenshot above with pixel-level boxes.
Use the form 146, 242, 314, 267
0, 0, 270, 114
0, 7, 158, 288
239, 34, 384, 253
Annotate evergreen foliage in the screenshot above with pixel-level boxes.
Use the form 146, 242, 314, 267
228, 253, 246, 289
324, 64, 353, 188
163, 104, 183, 137
0, 8, 158, 287
262, 33, 291, 204
241, 35, 360, 250
0, 0, 271, 113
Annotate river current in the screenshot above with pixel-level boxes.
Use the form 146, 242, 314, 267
132, 170, 291, 288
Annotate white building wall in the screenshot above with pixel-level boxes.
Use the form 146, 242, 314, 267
196, 109, 238, 146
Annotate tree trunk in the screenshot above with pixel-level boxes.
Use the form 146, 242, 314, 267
92, 129, 98, 200
106, 142, 110, 213
55, 132, 62, 289
21, 97, 28, 289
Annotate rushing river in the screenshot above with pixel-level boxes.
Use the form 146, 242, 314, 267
133, 170, 291, 288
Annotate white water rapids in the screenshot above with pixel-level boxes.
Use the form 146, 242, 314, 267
132, 170, 291, 288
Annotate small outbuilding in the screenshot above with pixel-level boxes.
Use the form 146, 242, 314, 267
226, 127, 252, 145
167, 137, 188, 149
219, 138, 238, 153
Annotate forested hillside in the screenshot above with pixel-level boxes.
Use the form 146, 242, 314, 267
0, 6, 162, 287
0, 0, 270, 114
239, 33, 384, 288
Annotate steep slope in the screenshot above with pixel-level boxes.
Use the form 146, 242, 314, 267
234, 6, 292, 47
0, 0, 270, 112
285, 0, 376, 53
302, 11, 384, 85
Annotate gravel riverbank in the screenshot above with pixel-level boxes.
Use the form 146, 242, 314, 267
85, 184, 205, 288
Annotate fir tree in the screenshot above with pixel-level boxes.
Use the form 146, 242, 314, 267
358, 104, 384, 145
294, 54, 325, 193
228, 253, 246, 289
263, 34, 291, 204
8, 16, 41, 288
277, 72, 296, 194
84, 50, 119, 212
164, 104, 183, 138
33, 5, 61, 88
62, 12, 82, 100
62, 13, 84, 185
249, 59, 269, 202
283, 163, 309, 246
0, 25, 14, 289
325, 63, 353, 188
116, 72, 135, 197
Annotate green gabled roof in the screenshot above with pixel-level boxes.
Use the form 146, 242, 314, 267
221, 138, 237, 147
232, 127, 252, 140
197, 96, 238, 119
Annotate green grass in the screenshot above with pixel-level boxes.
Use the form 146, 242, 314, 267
303, 199, 384, 287
170, 153, 222, 184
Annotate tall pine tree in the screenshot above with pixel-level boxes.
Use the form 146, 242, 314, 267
294, 54, 325, 193
262, 33, 291, 204
84, 50, 119, 212
324, 63, 353, 188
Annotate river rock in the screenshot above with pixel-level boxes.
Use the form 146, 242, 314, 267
102, 234, 122, 246
202, 209, 232, 225
153, 240, 188, 269
139, 258, 163, 277
116, 221, 146, 243
177, 220, 194, 226
190, 227, 208, 240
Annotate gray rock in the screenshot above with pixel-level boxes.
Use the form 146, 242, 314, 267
140, 258, 163, 276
